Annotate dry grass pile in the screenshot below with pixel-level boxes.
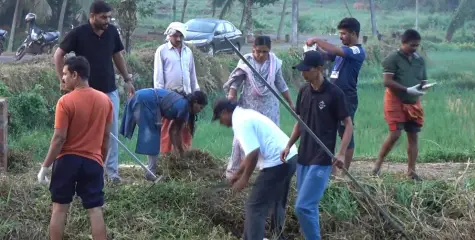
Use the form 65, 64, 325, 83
197, 173, 475, 240
158, 149, 225, 182
6, 148, 33, 174
2, 149, 475, 239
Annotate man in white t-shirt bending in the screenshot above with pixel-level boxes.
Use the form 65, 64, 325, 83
212, 98, 298, 240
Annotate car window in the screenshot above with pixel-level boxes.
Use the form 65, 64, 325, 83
224, 23, 235, 33
185, 19, 217, 33
215, 23, 225, 34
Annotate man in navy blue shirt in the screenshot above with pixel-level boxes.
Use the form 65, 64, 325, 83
306, 17, 365, 175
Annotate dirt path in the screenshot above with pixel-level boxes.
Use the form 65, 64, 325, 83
117, 159, 475, 185
348, 160, 475, 180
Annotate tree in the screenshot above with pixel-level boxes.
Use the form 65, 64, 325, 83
58, 0, 68, 39
415, 0, 419, 30
210, 0, 227, 17
7, 0, 20, 52
291, 0, 298, 46
276, 0, 287, 41
172, 0, 176, 21
239, 1, 245, 29
244, 0, 253, 42
117, 0, 137, 54
445, 0, 475, 42
219, 0, 234, 19
180, 0, 188, 22
211, 0, 280, 20
369, 0, 378, 37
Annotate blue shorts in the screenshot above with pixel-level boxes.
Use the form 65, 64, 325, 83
49, 154, 104, 209
338, 102, 357, 149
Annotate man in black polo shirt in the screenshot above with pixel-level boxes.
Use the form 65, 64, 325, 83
53, 1, 135, 183
281, 50, 353, 240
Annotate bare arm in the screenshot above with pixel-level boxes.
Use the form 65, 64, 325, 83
286, 122, 301, 148
53, 48, 67, 82
281, 91, 294, 109
232, 148, 259, 190
227, 74, 246, 100
383, 74, 407, 92
153, 48, 165, 89
112, 52, 131, 80
169, 120, 185, 154
274, 67, 294, 108
337, 116, 353, 156
42, 128, 67, 167
189, 53, 200, 91
101, 123, 111, 160
228, 88, 238, 100
310, 38, 345, 57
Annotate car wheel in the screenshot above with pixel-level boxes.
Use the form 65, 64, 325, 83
207, 45, 214, 57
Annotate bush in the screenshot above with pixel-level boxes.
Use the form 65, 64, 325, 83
298, 15, 317, 34
0, 47, 233, 135
8, 85, 51, 134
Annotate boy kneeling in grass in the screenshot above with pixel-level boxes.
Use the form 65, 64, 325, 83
37, 56, 113, 240
282, 50, 352, 240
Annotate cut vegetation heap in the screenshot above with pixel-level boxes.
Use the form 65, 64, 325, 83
2, 149, 475, 239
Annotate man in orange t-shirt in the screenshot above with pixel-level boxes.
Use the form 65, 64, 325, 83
37, 56, 113, 240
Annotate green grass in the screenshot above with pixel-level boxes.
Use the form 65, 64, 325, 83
10, 50, 475, 166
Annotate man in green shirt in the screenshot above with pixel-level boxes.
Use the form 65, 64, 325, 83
373, 29, 428, 181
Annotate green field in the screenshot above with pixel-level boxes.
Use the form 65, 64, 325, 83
138, 0, 474, 44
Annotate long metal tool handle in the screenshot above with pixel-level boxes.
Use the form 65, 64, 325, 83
223, 37, 410, 239
109, 133, 158, 179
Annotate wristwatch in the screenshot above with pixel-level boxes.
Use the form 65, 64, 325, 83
124, 74, 133, 83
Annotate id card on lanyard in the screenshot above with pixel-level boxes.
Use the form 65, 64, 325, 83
330, 57, 344, 81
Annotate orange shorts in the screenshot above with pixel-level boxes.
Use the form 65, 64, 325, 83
160, 118, 192, 153
384, 89, 424, 132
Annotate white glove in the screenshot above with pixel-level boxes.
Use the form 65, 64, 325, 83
406, 84, 425, 96
37, 166, 50, 185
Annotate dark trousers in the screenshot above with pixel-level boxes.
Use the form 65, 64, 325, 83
243, 155, 297, 240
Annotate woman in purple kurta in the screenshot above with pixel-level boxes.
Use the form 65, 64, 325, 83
223, 36, 294, 178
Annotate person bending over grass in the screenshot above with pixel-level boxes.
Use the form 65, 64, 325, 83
120, 88, 208, 181
281, 50, 352, 240
37, 56, 113, 240
212, 98, 297, 240
373, 29, 428, 181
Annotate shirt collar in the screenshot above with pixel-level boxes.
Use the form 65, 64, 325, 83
397, 49, 420, 59
310, 77, 330, 93
87, 23, 108, 37
167, 41, 186, 51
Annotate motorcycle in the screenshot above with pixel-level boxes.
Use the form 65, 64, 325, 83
0, 28, 7, 56
15, 13, 60, 61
